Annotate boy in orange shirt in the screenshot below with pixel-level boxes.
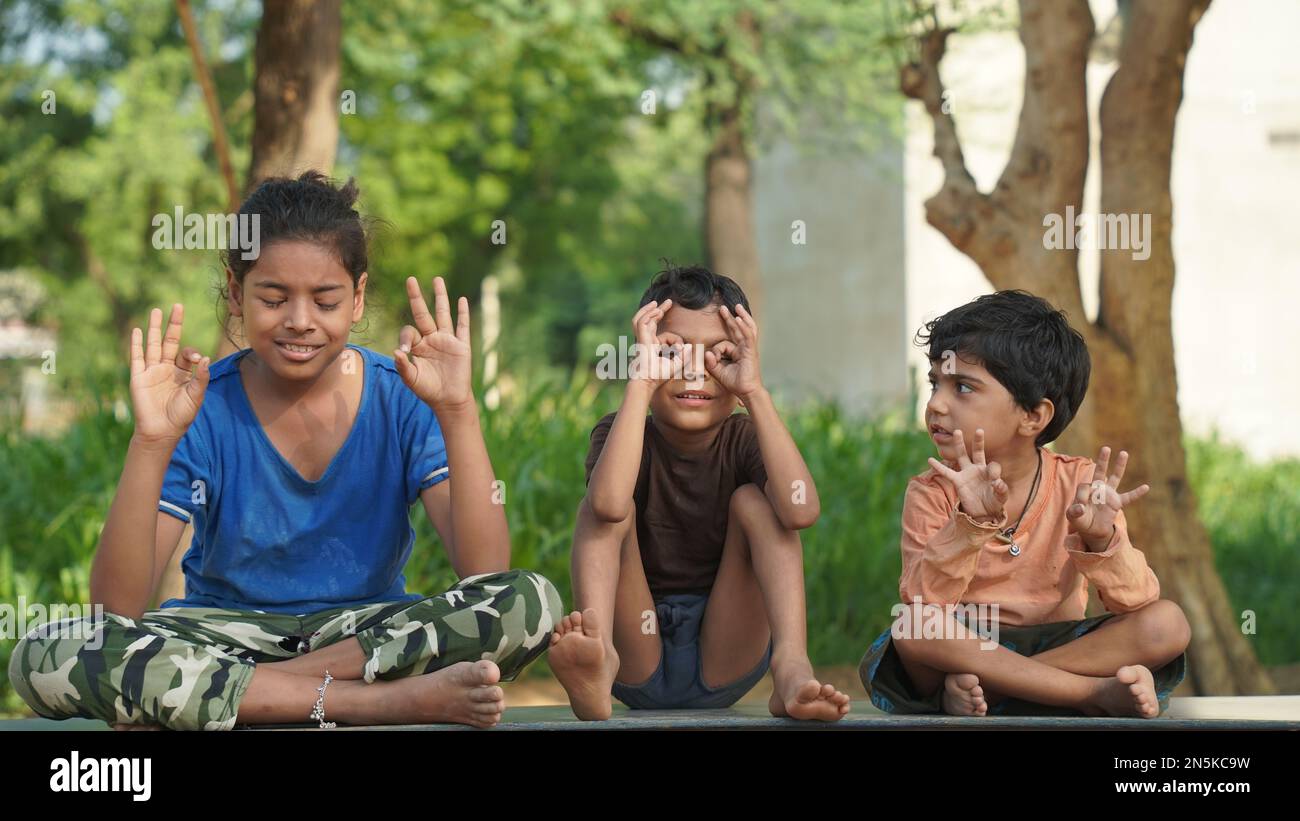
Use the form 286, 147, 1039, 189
860, 290, 1190, 717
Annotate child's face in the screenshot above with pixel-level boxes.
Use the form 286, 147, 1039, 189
649, 304, 739, 431
228, 240, 366, 383
925, 354, 1045, 462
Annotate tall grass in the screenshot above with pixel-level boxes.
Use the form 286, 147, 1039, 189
1, 377, 1296, 716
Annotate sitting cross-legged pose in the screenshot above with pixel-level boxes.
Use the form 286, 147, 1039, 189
8, 172, 559, 730
860, 290, 1190, 718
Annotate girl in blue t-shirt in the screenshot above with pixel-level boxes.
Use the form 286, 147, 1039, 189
8, 172, 561, 731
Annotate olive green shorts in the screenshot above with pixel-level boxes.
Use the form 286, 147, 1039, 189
858, 612, 1188, 716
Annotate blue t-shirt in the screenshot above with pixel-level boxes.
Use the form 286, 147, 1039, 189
157, 344, 450, 615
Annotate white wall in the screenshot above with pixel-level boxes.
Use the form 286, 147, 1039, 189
902, 0, 1300, 459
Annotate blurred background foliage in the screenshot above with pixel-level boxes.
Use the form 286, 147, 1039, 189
0, 0, 1296, 715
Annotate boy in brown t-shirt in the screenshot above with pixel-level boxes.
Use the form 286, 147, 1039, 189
548, 265, 851, 721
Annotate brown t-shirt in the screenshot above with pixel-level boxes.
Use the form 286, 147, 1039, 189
584, 411, 770, 595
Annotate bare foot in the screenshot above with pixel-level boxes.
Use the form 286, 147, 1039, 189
378, 659, 506, 729
549, 609, 618, 721
1086, 665, 1160, 718
768, 658, 851, 721
941, 673, 988, 717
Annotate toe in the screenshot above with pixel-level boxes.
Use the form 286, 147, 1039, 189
473, 659, 501, 685
580, 608, 602, 638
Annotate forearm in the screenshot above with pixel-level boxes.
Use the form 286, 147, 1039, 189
587, 382, 652, 522
89, 435, 174, 619
901, 509, 1004, 604
435, 399, 510, 574
1067, 523, 1161, 612
743, 388, 819, 529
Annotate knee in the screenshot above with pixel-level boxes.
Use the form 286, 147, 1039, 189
889, 602, 950, 664
7, 622, 95, 717
1132, 599, 1191, 659
477, 569, 563, 630
728, 483, 772, 528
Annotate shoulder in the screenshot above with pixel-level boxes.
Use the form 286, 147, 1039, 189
354, 345, 422, 411
1045, 449, 1095, 485
907, 467, 957, 507
184, 349, 248, 435
354, 344, 403, 383
721, 411, 758, 441
591, 411, 618, 437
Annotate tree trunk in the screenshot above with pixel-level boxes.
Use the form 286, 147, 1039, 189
903, 0, 1272, 694
704, 100, 763, 318
246, 0, 341, 190
219, 0, 342, 357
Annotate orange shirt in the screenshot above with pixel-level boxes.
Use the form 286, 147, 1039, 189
898, 449, 1160, 626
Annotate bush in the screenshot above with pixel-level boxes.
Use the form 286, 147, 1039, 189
1, 377, 1295, 716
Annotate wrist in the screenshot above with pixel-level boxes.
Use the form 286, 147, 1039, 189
1081, 525, 1117, 552
130, 432, 182, 453
737, 385, 770, 407
958, 501, 1003, 525
625, 379, 656, 404
430, 396, 478, 420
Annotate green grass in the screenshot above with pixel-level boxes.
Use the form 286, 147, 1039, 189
2, 378, 1297, 716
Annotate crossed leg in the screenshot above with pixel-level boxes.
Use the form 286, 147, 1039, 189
892, 600, 1189, 718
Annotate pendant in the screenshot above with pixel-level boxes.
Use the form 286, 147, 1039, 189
995, 530, 1021, 557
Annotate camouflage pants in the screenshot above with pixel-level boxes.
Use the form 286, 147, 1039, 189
7, 569, 561, 731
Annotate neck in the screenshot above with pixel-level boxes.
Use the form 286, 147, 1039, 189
650, 415, 723, 454
243, 349, 344, 404
993, 441, 1042, 493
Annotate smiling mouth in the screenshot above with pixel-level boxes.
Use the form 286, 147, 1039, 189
278, 342, 322, 353
675, 391, 712, 401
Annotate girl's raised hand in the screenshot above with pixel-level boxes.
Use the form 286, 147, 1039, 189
129, 304, 210, 443
395, 276, 473, 410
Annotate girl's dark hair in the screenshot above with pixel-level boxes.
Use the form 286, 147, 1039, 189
218, 170, 372, 342
638, 262, 752, 316
916, 290, 1091, 447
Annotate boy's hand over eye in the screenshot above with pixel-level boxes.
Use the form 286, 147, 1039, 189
927, 428, 1009, 522
395, 276, 473, 411
1067, 446, 1151, 551
129, 304, 210, 444
629, 299, 676, 389
704, 304, 763, 403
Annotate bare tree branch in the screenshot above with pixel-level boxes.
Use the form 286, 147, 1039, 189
176, 0, 239, 212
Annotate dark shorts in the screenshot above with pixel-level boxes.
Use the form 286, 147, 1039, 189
858, 612, 1188, 716
611, 592, 773, 710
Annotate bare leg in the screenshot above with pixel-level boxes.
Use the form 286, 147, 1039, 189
959, 599, 1190, 710
260, 636, 368, 679
549, 498, 660, 720
234, 659, 507, 728
894, 603, 1160, 718
700, 484, 850, 721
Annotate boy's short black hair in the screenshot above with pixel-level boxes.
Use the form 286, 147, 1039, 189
638, 263, 751, 316
916, 290, 1090, 446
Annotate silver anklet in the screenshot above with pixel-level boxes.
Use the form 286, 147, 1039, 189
310, 670, 337, 729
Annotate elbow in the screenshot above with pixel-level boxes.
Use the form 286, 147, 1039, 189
588, 495, 632, 525
780, 501, 820, 531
